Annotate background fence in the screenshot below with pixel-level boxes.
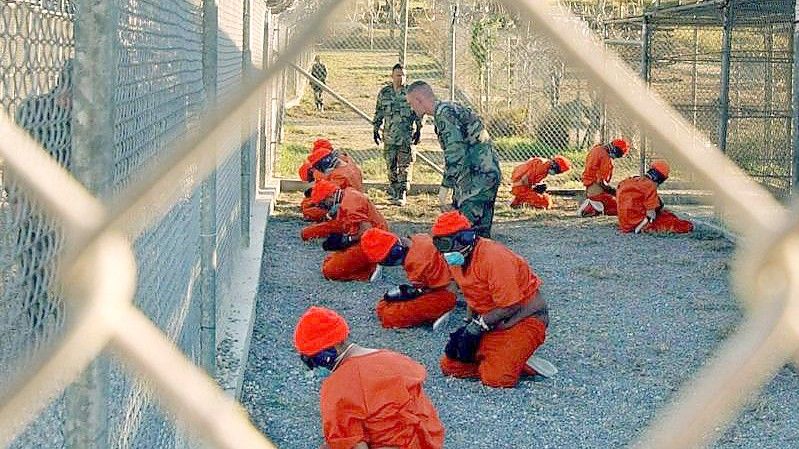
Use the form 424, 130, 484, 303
0, 0, 293, 446
277, 0, 799, 197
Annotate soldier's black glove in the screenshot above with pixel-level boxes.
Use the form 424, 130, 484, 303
383, 284, 426, 302
533, 183, 547, 194
322, 233, 356, 251
304, 187, 313, 198
412, 128, 421, 145
373, 130, 382, 146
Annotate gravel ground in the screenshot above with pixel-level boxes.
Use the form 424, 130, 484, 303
241, 193, 799, 449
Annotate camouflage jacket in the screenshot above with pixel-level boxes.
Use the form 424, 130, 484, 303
311, 62, 327, 83
372, 83, 422, 146
433, 101, 501, 199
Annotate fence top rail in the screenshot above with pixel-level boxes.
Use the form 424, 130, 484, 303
601, 0, 794, 26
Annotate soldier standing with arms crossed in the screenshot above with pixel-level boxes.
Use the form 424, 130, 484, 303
373, 63, 422, 206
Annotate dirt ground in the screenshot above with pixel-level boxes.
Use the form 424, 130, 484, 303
241, 192, 799, 449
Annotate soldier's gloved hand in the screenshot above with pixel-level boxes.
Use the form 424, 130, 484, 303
373, 130, 382, 146
533, 183, 547, 194
412, 128, 422, 145
322, 233, 355, 251
304, 187, 313, 198
444, 325, 483, 363
384, 284, 426, 302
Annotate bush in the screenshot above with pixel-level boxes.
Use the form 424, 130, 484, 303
486, 108, 529, 138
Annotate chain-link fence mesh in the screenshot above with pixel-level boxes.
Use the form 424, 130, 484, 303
277, 0, 798, 198
0, 0, 286, 446
605, 0, 796, 197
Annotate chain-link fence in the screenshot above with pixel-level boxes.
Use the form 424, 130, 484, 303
605, 0, 796, 198
0, 0, 289, 446
277, 0, 798, 198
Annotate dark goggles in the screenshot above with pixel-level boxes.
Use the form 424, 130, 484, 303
646, 168, 667, 185
433, 229, 477, 253
381, 243, 407, 266
300, 347, 338, 370
313, 151, 338, 172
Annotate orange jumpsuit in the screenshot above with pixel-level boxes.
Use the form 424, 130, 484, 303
581, 144, 618, 215
302, 188, 389, 281
510, 157, 553, 209
617, 176, 693, 234
320, 350, 445, 449
376, 234, 456, 329
441, 239, 547, 388
302, 155, 364, 222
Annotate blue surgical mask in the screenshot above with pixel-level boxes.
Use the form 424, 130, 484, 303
443, 251, 465, 266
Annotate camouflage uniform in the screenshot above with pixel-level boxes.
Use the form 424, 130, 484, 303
434, 101, 501, 238
373, 83, 422, 199
311, 61, 327, 110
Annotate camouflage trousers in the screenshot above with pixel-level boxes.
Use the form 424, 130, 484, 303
383, 143, 414, 197
455, 186, 499, 238
312, 86, 324, 109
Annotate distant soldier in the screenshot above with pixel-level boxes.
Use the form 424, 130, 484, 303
405, 80, 501, 238
373, 63, 422, 206
311, 55, 328, 111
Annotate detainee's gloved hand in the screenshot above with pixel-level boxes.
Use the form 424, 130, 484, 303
444, 325, 482, 363
533, 183, 547, 194
322, 233, 355, 251
383, 284, 425, 302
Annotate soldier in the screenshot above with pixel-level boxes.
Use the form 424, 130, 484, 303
405, 80, 501, 238
372, 63, 423, 206
311, 55, 328, 111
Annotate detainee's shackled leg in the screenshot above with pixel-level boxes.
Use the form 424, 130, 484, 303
440, 317, 546, 388
376, 288, 456, 329
322, 244, 379, 281
645, 209, 694, 233
578, 193, 617, 216
510, 186, 553, 209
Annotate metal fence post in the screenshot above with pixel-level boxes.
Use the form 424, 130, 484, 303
200, 0, 218, 380
241, 0, 252, 247
639, 15, 651, 175
449, 0, 458, 101
718, 1, 733, 154
259, 8, 271, 190
66, 0, 118, 445
792, 0, 799, 191
399, 0, 409, 65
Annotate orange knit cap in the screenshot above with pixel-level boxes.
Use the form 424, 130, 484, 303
313, 138, 333, 152
360, 228, 400, 263
432, 210, 472, 237
309, 179, 339, 204
649, 159, 670, 179
551, 155, 571, 173
611, 138, 629, 155
298, 161, 313, 182
308, 147, 333, 167
293, 306, 349, 356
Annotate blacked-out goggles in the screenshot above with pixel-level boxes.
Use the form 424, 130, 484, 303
433, 229, 477, 253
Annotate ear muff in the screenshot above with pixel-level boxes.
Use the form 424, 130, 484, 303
382, 243, 407, 266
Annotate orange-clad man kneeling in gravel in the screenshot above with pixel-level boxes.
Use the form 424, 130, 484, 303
301, 138, 364, 222
294, 306, 445, 449
301, 180, 389, 281
509, 155, 571, 209
578, 138, 629, 217
360, 228, 455, 329
431, 211, 549, 388
617, 160, 693, 234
